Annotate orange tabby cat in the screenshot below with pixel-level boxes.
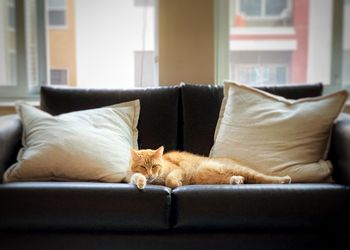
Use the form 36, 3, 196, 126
125, 146, 291, 189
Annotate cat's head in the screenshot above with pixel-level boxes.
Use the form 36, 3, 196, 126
130, 146, 164, 183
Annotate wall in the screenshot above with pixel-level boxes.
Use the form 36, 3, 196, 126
49, 0, 77, 86
158, 0, 215, 85
0, 106, 15, 116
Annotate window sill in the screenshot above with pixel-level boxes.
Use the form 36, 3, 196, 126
0, 100, 40, 107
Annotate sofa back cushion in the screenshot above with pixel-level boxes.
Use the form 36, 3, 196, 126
181, 83, 323, 155
40, 86, 180, 151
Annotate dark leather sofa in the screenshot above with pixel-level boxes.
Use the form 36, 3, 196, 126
0, 83, 349, 250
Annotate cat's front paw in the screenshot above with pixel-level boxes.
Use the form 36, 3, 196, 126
136, 176, 147, 190
230, 176, 245, 185
279, 175, 292, 184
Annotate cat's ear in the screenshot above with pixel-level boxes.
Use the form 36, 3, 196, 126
153, 146, 164, 158
130, 149, 140, 161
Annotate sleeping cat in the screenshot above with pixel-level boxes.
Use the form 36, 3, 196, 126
125, 146, 291, 190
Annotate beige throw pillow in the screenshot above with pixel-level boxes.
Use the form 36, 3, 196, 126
4, 100, 140, 183
210, 82, 348, 182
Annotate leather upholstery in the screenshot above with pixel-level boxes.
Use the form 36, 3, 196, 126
329, 113, 350, 185
172, 184, 350, 230
181, 83, 323, 155
0, 182, 171, 231
0, 115, 22, 182
1, 231, 349, 250
40, 86, 181, 151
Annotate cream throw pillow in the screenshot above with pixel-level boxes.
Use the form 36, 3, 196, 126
210, 82, 348, 183
4, 100, 140, 183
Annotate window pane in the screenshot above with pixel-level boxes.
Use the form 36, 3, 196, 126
49, 10, 66, 26
265, 0, 288, 16
230, 51, 290, 85
276, 66, 287, 84
0, 0, 17, 86
240, 0, 262, 17
50, 69, 68, 85
134, 51, 155, 87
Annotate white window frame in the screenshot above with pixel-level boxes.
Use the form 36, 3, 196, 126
50, 68, 69, 85
47, 0, 67, 29
214, 0, 230, 84
236, 0, 292, 21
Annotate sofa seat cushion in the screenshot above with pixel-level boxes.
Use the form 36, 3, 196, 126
0, 182, 171, 231
172, 184, 350, 231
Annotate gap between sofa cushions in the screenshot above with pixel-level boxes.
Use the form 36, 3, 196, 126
210, 82, 348, 183
3, 100, 140, 183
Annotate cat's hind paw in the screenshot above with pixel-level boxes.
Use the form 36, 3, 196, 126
279, 176, 292, 184
165, 178, 182, 189
230, 176, 245, 185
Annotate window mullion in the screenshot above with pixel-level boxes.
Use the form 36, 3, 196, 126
262, 0, 266, 18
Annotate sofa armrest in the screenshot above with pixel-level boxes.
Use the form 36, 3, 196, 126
0, 115, 22, 183
329, 113, 350, 185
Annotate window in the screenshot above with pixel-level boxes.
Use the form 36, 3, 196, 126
237, 0, 291, 20
48, 0, 67, 28
0, 0, 157, 101
230, 51, 291, 85
215, 0, 350, 97
50, 69, 68, 85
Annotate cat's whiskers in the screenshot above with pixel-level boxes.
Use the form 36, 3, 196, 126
147, 177, 156, 183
